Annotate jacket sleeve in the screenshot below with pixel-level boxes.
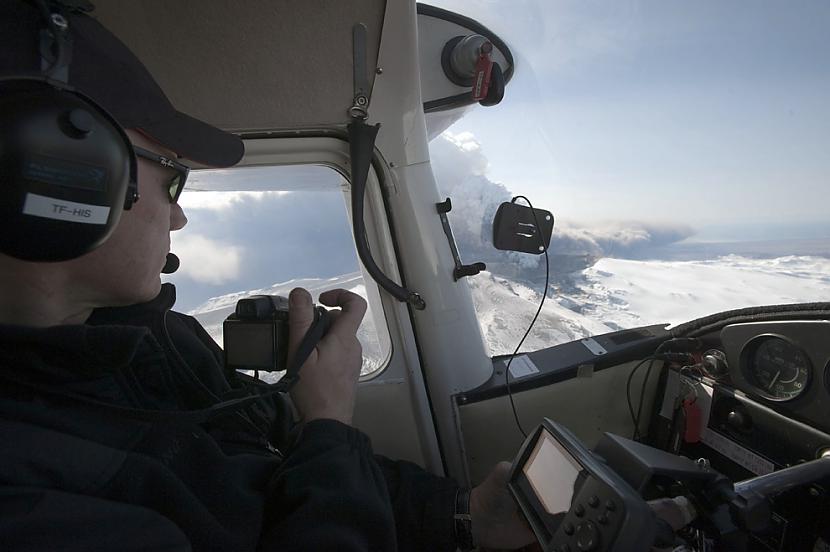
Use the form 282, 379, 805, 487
259, 419, 398, 552
0, 487, 191, 552
374, 455, 460, 552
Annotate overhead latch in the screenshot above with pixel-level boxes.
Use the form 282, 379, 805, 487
436, 198, 486, 281
441, 34, 506, 107
471, 41, 494, 102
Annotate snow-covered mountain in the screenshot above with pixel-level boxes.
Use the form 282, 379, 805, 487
563, 255, 830, 332
189, 254, 830, 372
178, 130, 830, 368
467, 271, 612, 356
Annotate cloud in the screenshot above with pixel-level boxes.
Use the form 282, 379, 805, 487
429, 131, 694, 268
551, 221, 695, 258
430, 132, 510, 255
170, 234, 243, 284
179, 191, 287, 210
166, 188, 360, 311
187, 165, 344, 193
167, 130, 694, 310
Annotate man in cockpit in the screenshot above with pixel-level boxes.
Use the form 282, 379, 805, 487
0, 2, 535, 550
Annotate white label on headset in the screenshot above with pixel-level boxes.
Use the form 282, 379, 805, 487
22, 193, 110, 225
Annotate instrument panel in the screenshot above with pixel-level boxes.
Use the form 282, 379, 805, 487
716, 321, 830, 434
743, 335, 812, 401
668, 321, 830, 551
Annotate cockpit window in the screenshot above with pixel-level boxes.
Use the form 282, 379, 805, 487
428, 1, 830, 356
163, 165, 391, 377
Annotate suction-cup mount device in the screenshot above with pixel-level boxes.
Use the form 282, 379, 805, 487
492, 201, 554, 254
441, 34, 505, 107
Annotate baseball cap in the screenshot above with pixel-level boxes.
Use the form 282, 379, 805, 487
0, 0, 244, 167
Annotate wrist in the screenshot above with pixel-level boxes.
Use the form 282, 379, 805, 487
454, 487, 475, 551
303, 413, 352, 425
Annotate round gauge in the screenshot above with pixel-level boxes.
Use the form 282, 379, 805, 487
744, 336, 811, 401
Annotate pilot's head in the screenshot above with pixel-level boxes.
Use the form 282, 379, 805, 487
0, 0, 243, 321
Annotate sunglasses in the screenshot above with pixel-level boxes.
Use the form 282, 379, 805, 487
133, 146, 190, 203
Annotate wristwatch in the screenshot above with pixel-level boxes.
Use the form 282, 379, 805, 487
454, 487, 475, 551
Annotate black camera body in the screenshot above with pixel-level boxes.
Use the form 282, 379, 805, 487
223, 295, 293, 372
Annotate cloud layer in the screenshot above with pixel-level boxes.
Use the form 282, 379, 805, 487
429, 131, 694, 266
165, 183, 359, 311
167, 130, 694, 311
171, 234, 242, 284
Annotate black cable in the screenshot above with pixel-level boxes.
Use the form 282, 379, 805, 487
634, 358, 656, 441
626, 340, 697, 441
627, 345, 697, 441
626, 356, 657, 441
504, 196, 549, 439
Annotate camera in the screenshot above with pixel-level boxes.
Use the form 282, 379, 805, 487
223, 294, 313, 373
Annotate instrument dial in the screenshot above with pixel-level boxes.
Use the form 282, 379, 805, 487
744, 336, 811, 401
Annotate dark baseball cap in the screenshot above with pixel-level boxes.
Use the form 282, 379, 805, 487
0, 0, 244, 167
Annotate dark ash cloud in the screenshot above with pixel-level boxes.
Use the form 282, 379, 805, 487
429, 132, 695, 268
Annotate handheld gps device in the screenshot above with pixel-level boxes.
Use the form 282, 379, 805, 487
508, 419, 656, 552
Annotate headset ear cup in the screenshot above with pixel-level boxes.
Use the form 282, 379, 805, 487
0, 78, 134, 262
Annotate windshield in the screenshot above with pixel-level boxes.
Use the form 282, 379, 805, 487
162, 165, 391, 378
428, 0, 830, 356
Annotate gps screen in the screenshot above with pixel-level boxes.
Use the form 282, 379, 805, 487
522, 429, 583, 514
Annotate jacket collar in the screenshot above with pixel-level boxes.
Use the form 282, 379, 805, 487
88, 283, 177, 326
0, 284, 178, 377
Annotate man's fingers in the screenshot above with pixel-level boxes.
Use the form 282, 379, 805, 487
319, 289, 367, 338
287, 288, 314, 364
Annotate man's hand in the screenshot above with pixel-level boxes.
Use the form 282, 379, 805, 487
470, 462, 537, 550
287, 287, 366, 425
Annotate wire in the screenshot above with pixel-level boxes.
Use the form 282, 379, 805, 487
504, 196, 550, 439
627, 347, 698, 441
626, 356, 657, 440
634, 358, 657, 441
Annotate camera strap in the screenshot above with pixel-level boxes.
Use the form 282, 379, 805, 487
1, 307, 332, 426
278, 305, 331, 391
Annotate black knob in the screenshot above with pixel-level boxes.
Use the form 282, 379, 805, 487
574, 504, 585, 517
702, 349, 729, 378
605, 500, 616, 512
575, 521, 600, 551
563, 522, 575, 536
588, 495, 600, 508
727, 408, 752, 431
67, 109, 94, 135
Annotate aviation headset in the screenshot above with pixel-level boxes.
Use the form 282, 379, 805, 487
0, 0, 138, 262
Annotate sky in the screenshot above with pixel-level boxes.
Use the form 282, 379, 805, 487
166, 1, 830, 311
427, 0, 830, 235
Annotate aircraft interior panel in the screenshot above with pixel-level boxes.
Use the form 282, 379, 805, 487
459, 315, 830, 550
458, 357, 664, 485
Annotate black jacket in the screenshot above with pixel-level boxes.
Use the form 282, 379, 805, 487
0, 284, 458, 551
